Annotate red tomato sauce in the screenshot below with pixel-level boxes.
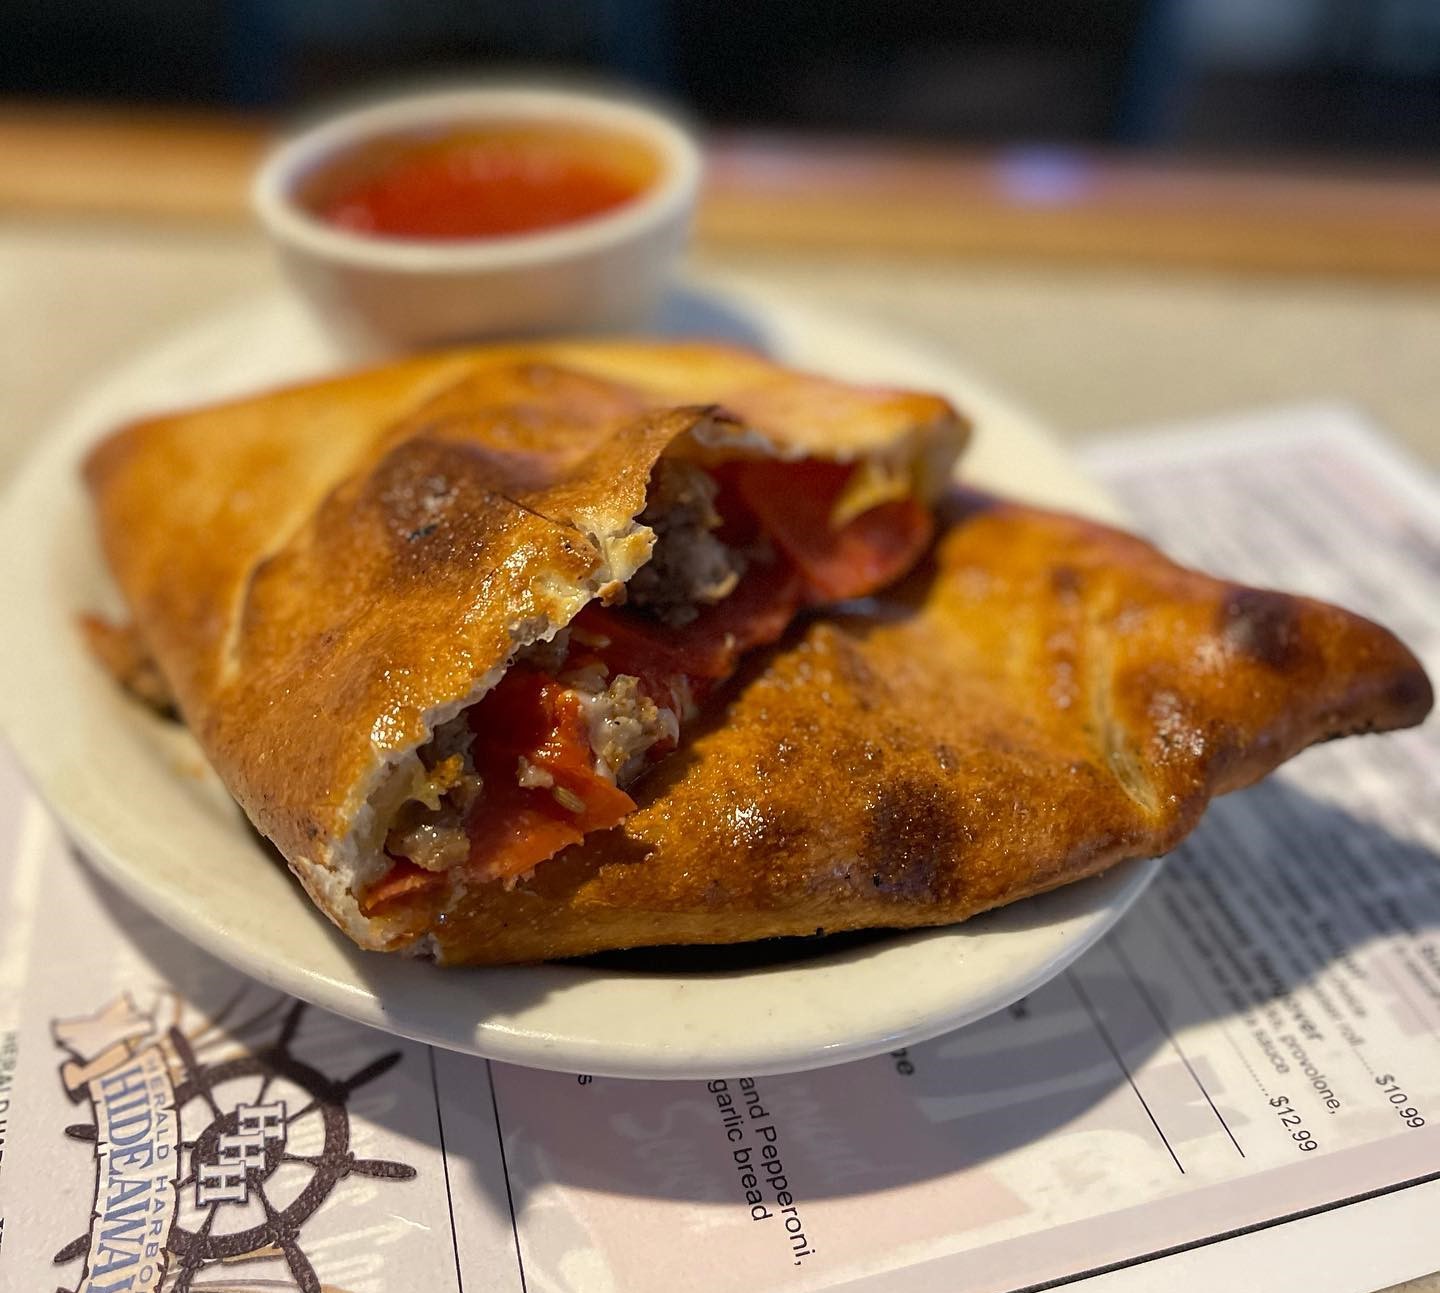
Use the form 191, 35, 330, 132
304, 124, 657, 240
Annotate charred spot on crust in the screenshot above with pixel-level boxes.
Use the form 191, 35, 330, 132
860, 778, 962, 901
1050, 564, 1084, 602
361, 438, 590, 574
826, 633, 880, 698
725, 800, 811, 866
371, 438, 569, 545
1386, 666, 1436, 721
1220, 587, 1301, 670
368, 444, 465, 544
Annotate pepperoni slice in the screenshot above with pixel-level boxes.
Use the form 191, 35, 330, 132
731, 459, 933, 601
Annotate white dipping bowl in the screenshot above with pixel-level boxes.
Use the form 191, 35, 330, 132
252, 86, 701, 354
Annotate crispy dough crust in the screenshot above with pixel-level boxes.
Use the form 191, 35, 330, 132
413, 493, 1433, 963
84, 341, 965, 947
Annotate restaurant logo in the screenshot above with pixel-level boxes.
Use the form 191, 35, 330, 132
50, 990, 417, 1293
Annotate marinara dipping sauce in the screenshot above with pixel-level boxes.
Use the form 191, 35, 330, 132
301, 123, 661, 241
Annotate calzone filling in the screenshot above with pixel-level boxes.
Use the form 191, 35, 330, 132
359, 454, 933, 915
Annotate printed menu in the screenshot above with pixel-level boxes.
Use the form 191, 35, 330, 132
0, 405, 1437, 1293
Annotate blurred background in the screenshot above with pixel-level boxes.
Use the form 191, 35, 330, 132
2, 0, 1438, 479
3, 0, 1438, 157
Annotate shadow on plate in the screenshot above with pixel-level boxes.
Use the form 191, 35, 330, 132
655, 284, 772, 350
573, 927, 895, 973
453, 775, 1438, 1218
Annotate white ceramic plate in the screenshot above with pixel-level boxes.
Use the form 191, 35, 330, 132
0, 278, 1159, 1078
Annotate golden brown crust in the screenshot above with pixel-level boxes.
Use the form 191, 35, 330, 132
84, 341, 966, 947
419, 492, 1432, 964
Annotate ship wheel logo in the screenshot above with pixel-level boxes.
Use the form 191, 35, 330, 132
52, 993, 417, 1293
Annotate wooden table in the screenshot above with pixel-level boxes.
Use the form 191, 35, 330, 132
2, 106, 1438, 483
5, 105, 1440, 277
1, 108, 1437, 1293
